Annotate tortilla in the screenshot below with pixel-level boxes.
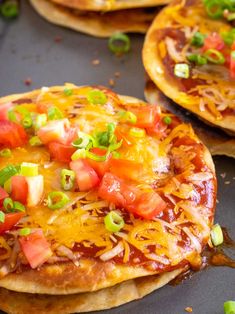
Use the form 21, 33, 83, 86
50, 0, 170, 12
144, 79, 235, 159
143, 0, 235, 135
30, 0, 160, 37
0, 84, 216, 298
0, 268, 184, 314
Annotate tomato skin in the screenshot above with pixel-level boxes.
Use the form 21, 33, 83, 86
109, 159, 143, 181
0, 120, 28, 148
0, 212, 25, 235
48, 142, 76, 163
11, 176, 28, 205
202, 33, 224, 52
0, 102, 14, 120
19, 230, 52, 269
70, 160, 100, 191
0, 187, 8, 207
86, 148, 111, 177
129, 105, 161, 128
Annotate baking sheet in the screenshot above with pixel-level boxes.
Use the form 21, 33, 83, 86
0, 1, 234, 314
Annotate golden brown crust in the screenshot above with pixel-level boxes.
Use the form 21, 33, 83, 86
29, 0, 159, 37
143, 0, 235, 135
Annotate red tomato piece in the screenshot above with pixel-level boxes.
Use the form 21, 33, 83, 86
19, 229, 52, 269
0, 212, 25, 235
230, 51, 235, 78
70, 160, 100, 191
115, 127, 135, 147
129, 105, 161, 128
146, 120, 167, 138
86, 148, 111, 177
0, 187, 8, 207
0, 120, 28, 148
202, 33, 224, 52
48, 142, 76, 163
0, 102, 14, 120
11, 176, 28, 204
109, 159, 143, 181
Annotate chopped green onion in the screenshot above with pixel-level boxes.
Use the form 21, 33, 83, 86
0, 0, 19, 18
47, 191, 69, 210
29, 136, 42, 146
72, 132, 94, 149
14, 201, 25, 212
47, 106, 64, 120
20, 162, 38, 177
203, 0, 223, 19
0, 149, 12, 158
4, 178, 12, 194
22, 115, 33, 129
108, 32, 131, 54
174, 63, 190, 79
19, 228, 31, 236
187, 54, 208, 65
108, 139, 123, 152
87, 90, 107, 105
211, 223, 224, 246
227, 13, 235, 21
34, 114, 47, 131
231, 51, 235, 60
191, 32, 206, 47
129, 127, 146, 138
86, 151, 108, 162
118, 110, 137, 124
224, 301, 235, 314
104, 211, 124, 233
3, 198, 14, 212
71, 148, 87, 161
0, 165, 19, 187
0, 211, 5, 224
8, 110, 17, 122
61, 169, 75, 191
112, 151, 121, 159
222, 29, 235, 45
163, 116, 172, 125
204, 49, 225, 64
63, 87, 73, 96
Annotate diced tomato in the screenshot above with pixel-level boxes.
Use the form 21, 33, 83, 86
70, 160, 100, 191
11, 176, 28, 205
129, 105, 161, 128
201, 33, 224, 52
0, 212, 25, 235
0, 102, 14, 120
115, 127, 135, 147
98, 173, 166, 219
0, 120, 28, 148
86, 148, 111, 177
48, 142, 76, 163
25, 175, 44, 207
37, 102, 50, 114
109, 159, 143, 181
19, 229, 52, 269
230, 43, 235, 78
146, 120, 167, 138
0, 187, 8, 207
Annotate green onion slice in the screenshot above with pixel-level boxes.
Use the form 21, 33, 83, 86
0, 211, 5, 224
72, 132, 95, 149
191, 32, 206, 47
47, 106, 64, 120
210, 223, 224, 246
86, 151, 108, 162
0, 165, 19, 187
104, 211, 125, 233
29, 136, 43, 146
4, 178, 12, 194
14, 201, 26, 212
204, 49, 225, 64
34, 113, 47, 131
0, 149, 12, 158
222, 29, 235, 46
129, 127, 146, 138
20, 162, 38, 177
61, 169, 75, 191
3, 198, 14, 212
174, 63, 190, 78
118, 110, 137, 124
204, 0, 224, 19
19, 228, 31, 236
87, 89, 107, 105
47, 191, 70, 210
187, 54, 208, 65
71, 148, 87, 161
163, 116, 172, 125
22, 115, 33, 129
224, 300, 235, 314
63, 87, 73, 96
108, 32, 131, 54
0, 0, 19, 18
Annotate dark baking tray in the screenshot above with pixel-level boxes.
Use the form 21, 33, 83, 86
0, 2, 234, 314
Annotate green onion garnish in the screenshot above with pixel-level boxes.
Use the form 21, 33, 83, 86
29, 136, 43, 146
61, 169, 75, 191
47, 106, 64, 120
20, 162, 38, 177
0, 0, 19, 18
0, 165, 19, 187
0, 211, 5, 224
86, 151, 108, 162
231, 51, 235, 60
163, 116, 172, 125
108, 32, 131, 54
0, 149, 12, 158
34, 114, 47, 131
63, 87, 73, 96
19, 228, 31, 236
203, 0, 224, 19
227, 12, 235, 21
211, 223, 224, 246
87, 89, 107, 105
3, 197, 14, 212
222, 29, 235, 45
108, 139, 123, 152
129, 127, 146, 138
4, 179, 12, 194
8, 110, 18, 123
71, 148, 87, 161
118, 110, 137, 124
174, 63, 190, 78
187, 54, 208, 65
22, 115, 33, 129
204, 49, 225, 64
104, 211, 124, 233
191, 32, 206, 47
14, 201, 25, 212
47, 191, 70, 210
72, 132, 93, 149
224, 300, 235, 314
